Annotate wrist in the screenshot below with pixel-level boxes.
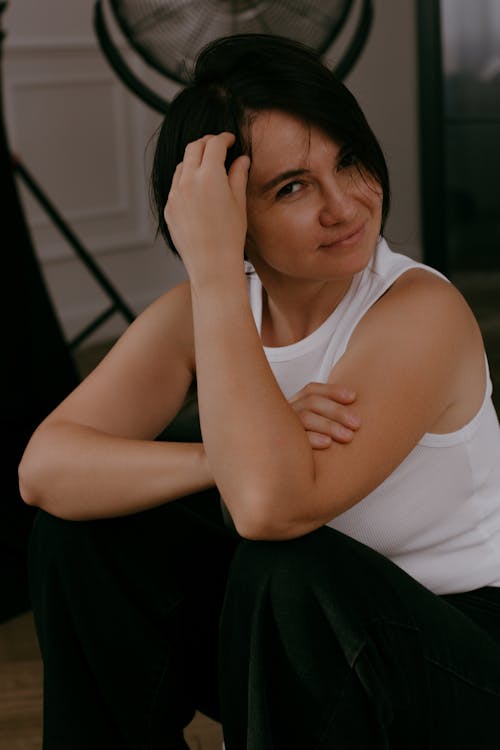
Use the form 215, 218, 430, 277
194, 442, 214, 486
189, 258, 247, 298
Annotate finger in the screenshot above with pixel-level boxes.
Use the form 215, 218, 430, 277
317, 400, 360, 430
174, 135, 217, 187
299, 411, 355, 442
329, 424, 355, 443
169, 161, 183, 191
183, 137, 210, 168
164, 163, 184, 226
228, 154, 251, 207
201, 132, 236, 167
325, 383, 357, 403
295, 396, 361, 430
290, 382, 356, 405
315, 383, 356, 403
306, 431, 332, 450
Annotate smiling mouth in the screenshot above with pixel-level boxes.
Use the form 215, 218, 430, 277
320, 223, 365, 249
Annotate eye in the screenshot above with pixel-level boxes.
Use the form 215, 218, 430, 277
337, 148, 358, 171
276, 181, 302, 199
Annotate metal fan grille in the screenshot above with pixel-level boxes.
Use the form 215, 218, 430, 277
110, 0, 352, 83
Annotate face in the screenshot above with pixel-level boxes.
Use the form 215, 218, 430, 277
244, 110, 383, 287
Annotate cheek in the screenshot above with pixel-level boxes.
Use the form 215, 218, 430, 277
355, 174, 383, 212
246, 213, 278, 254
248, 205, 316, 249
371, 187, 384, 214
371, 193, 384, 230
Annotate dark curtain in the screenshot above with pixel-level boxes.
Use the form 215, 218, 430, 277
1, 30, 79, 622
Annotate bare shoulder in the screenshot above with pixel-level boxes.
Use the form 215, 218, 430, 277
391, 267, 475, 318
132, 280, 194, 360
99, 279, 196, 382
350, 267, 481, 349
44, 280, 196, 439
137, 279, 193, 329
345, 267, 485, 432
148, 278, 193, 315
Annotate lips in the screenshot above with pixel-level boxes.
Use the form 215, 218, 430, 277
320, 222, 365, 249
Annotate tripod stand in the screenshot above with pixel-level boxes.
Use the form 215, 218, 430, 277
12, 155, 135, 350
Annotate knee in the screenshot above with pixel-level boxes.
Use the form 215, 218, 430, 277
29, 510, 92, 570
227, 527, 333, 604
222, 528, 373, 662
225, 525, 390, 619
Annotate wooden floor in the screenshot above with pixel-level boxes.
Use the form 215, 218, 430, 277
0, 612, 223, 749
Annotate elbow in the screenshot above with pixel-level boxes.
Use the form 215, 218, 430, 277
18, 423, 92, 521
235, 517, 308, 542
18, 451, 44, 508
222, 483, 281, 540
228, 488, 308, 542
233, 517, 271, 541
18, 431, 58, 512
18, 454, 79, 521
18, 458, 76, 521
234, 521, 277, 541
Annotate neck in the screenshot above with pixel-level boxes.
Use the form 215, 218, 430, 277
258, 273, 352, 347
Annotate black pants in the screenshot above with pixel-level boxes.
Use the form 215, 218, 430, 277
29, 490, 500, 749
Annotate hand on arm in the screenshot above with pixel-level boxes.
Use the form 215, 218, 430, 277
195, 275, 479, 540
289, 382, 361, 449
288, 272, 485, 537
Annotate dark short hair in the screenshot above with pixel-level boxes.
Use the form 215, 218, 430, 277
151, 33, 390, 256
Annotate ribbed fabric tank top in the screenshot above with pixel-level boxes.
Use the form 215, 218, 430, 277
247, 238, 500, 594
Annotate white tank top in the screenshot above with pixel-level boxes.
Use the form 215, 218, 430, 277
247, 238, 500, 594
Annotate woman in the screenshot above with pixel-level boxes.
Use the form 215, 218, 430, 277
20, 33, 500, 749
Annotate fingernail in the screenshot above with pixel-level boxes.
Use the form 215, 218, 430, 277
318, 434, 332, 445
338, 427, 354, 439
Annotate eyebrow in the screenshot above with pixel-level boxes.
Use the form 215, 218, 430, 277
256, 142, 350, 196
259, 168, 310, 195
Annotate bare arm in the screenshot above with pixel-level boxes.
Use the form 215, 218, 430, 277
19, 270, 360, 522
19, 283, 214, 520
19, 426, 212, 521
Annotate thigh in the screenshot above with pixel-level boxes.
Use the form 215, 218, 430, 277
221, 525, 500, 748
442, 586, 500, 646
30, 490, 240, 739
31, 489, 237, 618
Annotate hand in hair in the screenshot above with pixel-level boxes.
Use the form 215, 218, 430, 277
164, 132, 250, 286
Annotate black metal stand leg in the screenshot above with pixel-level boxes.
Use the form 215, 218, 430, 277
13, 155, 136, 349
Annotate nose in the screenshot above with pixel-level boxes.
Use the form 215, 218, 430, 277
318, 178, 357, 227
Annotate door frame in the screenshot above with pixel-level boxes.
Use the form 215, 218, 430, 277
416, 0, 447, 273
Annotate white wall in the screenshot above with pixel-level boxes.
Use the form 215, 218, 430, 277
4, 0, 186, 347
4, 0, 420, 347
340, 0, 421, 259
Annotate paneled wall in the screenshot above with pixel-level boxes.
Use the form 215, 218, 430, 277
3, 0, 186, 347
4, 0, 421, 347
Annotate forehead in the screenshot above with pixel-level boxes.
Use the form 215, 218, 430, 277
247, 110, 340, 186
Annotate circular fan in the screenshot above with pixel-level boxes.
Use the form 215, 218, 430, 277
94, 0, 373, 112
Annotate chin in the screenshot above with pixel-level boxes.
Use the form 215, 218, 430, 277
318, 243, 375, 278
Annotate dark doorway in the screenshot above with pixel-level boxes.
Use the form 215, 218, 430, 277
418, 0, 500, 408
442, 0, 500, 273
